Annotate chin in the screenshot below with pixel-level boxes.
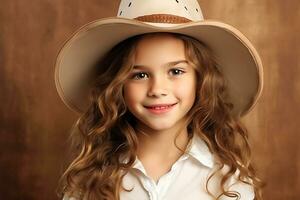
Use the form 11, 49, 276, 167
143, 121, 177, 132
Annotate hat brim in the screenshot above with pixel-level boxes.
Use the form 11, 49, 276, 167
55, 17, 263, 117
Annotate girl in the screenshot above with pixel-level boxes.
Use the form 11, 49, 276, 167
55, 1, 264, 200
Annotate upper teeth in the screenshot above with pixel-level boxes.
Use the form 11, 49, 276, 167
151, 105, 171, 109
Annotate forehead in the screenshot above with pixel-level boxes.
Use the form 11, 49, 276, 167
133, 33, 187, 67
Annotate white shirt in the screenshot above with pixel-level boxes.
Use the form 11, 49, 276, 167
64, 134, 254, 200
120, 134, 254, 200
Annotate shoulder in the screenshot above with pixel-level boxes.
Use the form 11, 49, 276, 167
208, 164, 255, 200
222, 165, 255, 200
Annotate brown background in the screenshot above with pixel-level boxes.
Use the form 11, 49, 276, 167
0, 0, 299, 199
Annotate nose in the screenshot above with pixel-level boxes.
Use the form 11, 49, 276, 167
147, 75, 168, 97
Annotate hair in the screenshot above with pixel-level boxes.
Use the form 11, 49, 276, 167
58, 32, 264, 200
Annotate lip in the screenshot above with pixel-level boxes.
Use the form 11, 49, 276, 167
144, 103, 177, 114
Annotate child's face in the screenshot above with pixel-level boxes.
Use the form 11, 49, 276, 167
123, 33, 197, 132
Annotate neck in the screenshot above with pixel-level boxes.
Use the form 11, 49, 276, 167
135, 123, 191, 161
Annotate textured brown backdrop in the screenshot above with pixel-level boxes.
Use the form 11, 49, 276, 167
0, 0, 299, 199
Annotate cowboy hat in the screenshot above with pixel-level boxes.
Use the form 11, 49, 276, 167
55, 0, 263, 117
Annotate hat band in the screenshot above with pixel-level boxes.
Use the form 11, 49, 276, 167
134, 14, 192, 24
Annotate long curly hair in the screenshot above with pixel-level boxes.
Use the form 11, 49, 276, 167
58, 32, 264, 200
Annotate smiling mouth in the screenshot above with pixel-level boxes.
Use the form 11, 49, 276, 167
144, 103, 177, 114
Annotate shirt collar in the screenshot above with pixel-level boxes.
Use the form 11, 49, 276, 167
186, 133, 214, 168
120, 133, 214, 169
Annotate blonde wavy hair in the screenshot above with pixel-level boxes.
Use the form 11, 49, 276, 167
58, 32, 264, 200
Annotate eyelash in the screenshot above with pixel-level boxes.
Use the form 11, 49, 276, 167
131, 68, 185, 80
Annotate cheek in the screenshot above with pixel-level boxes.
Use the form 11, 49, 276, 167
174, 77, 197, 100
123, 83, 145, 106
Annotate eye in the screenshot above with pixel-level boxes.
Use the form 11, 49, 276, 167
131, 72, 149, 80
169, 68, 185, 76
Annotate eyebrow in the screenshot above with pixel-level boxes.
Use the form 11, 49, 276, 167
132, 60, 189, 69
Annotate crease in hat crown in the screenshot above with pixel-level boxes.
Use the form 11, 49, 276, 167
117, 0, 204, 25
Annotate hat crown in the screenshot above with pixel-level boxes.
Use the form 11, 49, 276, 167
117, 0, 204, 22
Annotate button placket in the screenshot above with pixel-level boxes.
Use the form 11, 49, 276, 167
156, 177, 170, 199
136, 154, 190, 200
159, 156, 188, 199
141, 175, 158, 200
156, 162, 179, 198
150, 179, 159, 200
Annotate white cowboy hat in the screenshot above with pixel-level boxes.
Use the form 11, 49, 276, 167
55, 0, 263, 117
